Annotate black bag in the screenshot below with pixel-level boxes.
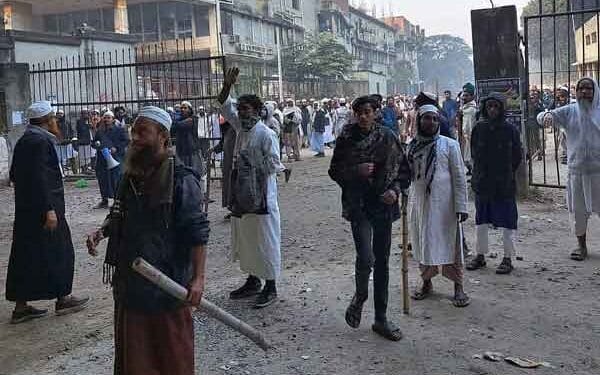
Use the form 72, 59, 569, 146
228, 149, 269, 216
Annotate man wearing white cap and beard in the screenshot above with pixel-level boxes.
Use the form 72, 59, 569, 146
92, 110, 129, 209
6, 101, 90, 324
87, 106, 210, 375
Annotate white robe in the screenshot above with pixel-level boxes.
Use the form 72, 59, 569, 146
542, 78, 600, 217
409, 136, 468, 266
460, 101, 477, 165
221, 97, 283, 280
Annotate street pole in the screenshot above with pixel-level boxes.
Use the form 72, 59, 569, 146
276, 26, 284, 103
215, 0, 223, 56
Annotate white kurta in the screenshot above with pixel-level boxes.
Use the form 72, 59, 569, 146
409, 136, 468, 266
323, 113, 335, 143
460, 101, 477, 165
542, 79, 600, 218
221, 97, 283, 280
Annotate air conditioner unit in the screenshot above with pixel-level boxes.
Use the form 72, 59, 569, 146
229, 34, 240, 43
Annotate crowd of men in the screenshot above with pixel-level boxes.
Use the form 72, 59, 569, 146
5, 69, 600, 374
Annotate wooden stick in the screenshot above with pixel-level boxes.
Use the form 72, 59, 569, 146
401, 194, 410, 315
132, 257, 272, 351
204, 152, 212, 213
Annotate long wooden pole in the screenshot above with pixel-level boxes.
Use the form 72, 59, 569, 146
401, 193, 409, 315
132, 257, 271, 351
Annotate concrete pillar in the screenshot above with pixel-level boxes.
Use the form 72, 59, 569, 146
208, 6, 219, 55
2, 3, 12, 30
114, 0, 129, 34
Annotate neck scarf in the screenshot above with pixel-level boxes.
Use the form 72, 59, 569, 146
407, 111, 440, 195
240, 115, 260, 131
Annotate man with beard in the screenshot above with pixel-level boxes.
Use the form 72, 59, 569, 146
7, 101, 89, 324
86, 106, 209, 375
218, 67, 283, 309
467, 93, 522, 274
329, 95, 410, 341
92, 110, 129, 209
541, 78, 600, 261
56, 109, 78, 173
300, 99, 312, 147
407, 105, 469, 307
415, 92, 455, 139
335, 97, 351, 136
310, 99, 331, 157
553, 86, 571, 165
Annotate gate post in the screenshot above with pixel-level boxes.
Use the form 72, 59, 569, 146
0, 63, 31, 184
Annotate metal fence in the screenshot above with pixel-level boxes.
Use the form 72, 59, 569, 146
29, 37, 226, 182
524, 0, 600, 188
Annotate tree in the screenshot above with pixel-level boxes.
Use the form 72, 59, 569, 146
283, 32, 354, 81
417, 34, 474, 93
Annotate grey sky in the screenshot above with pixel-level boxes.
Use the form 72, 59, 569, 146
361, 0, 532, 45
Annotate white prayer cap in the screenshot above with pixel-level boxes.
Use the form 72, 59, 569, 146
26, 101, 54, 120
138, 106, 172, 131
339, 97, 347, 104
57, 109, 65, 114
103, 110, 115, 117
167, 106, 174, 112
181, 100, 192, 108
418, 104, 439, 116
321, 98, 330, 104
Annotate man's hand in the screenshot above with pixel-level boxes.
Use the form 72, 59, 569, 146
457, 212, 469, 222
357, 163, 375, 178
110, 147, 117, 154
86, 230, 104, 256
186, 276, 205, 306
217, 67, 240, 104
382, 189, 398, 205
44, 210, 58, 231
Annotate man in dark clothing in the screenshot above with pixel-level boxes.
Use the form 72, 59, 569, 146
93, 110, 129, 209
300, 99, 311, 147
329, 95, 410, 342
171, 101, 206, 190
442, 90, 459, 127
113, 106, 131, 128
467, 93, 522, 275
7, 101, 90, 324
310, 101, 329, 157
211, 120, 236, 219
87, 106, 209, 375
76, 109, 94, 171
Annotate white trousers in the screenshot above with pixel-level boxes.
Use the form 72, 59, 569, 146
476, 225, 515, 258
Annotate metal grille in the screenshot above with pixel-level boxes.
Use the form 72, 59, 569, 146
524, 0, 600, 188
29, 38, 226, 183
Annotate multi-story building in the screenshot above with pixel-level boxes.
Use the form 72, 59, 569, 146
318, 0, 423, 95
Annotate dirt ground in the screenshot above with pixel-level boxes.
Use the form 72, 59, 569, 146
1, 149, 600, 375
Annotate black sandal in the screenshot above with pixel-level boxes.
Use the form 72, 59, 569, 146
452, 292, 471, 308
570, 247, 588, 261
496, 258, 514, 274
466, 255, 486, 270
345, 294, 366, 329
411, 282, 433, 300
372, 321, 403, 341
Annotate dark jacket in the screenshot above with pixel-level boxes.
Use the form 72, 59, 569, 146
6, 126, 75, 301
171, 115, 201, 157
107, 162, 210, 313
93, 123, 129, 165
329, 123, 410, 222
76, 119, 92, 145
313, 109, 328, 133
471, 94, 523, 199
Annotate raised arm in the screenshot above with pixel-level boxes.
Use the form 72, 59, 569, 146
217, 67, 241, 130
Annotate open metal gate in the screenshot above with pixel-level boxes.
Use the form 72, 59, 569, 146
29, 37, 225, 182
523, 0, 600, 188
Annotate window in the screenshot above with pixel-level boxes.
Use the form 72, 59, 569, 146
175, 2, 193, 39
593, 32, 597, 44
159, 2, 176, 40
194, 5, 210, 37
142, 3, 159, 41
292, 0, 300, 10
44, 15, 59, 33
128, 4, 143, 35
102, 8, 114, 32
221, 11, 233, 35
586, 34, 591, 45
87, 9, 102, 31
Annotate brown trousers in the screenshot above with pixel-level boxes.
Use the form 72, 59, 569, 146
114, 304, 194, 375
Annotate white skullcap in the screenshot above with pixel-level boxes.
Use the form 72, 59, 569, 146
321, 98, 330, 104
26, 101, 54, 120
57, 109, 65, 114
138, 106, 172, 131
181, 101, 192, 108
339, 97, 346, 104
418, 104, 439, 116
167, 106, 174, 112
103, 110, 115, 117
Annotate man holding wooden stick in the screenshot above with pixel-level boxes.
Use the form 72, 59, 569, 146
86, 106, 210, 375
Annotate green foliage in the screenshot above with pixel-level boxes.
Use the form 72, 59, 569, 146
417, 34, 474, 92
283, 32, 354, 80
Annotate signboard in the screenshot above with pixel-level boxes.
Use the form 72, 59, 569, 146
476, 77, 521, 112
